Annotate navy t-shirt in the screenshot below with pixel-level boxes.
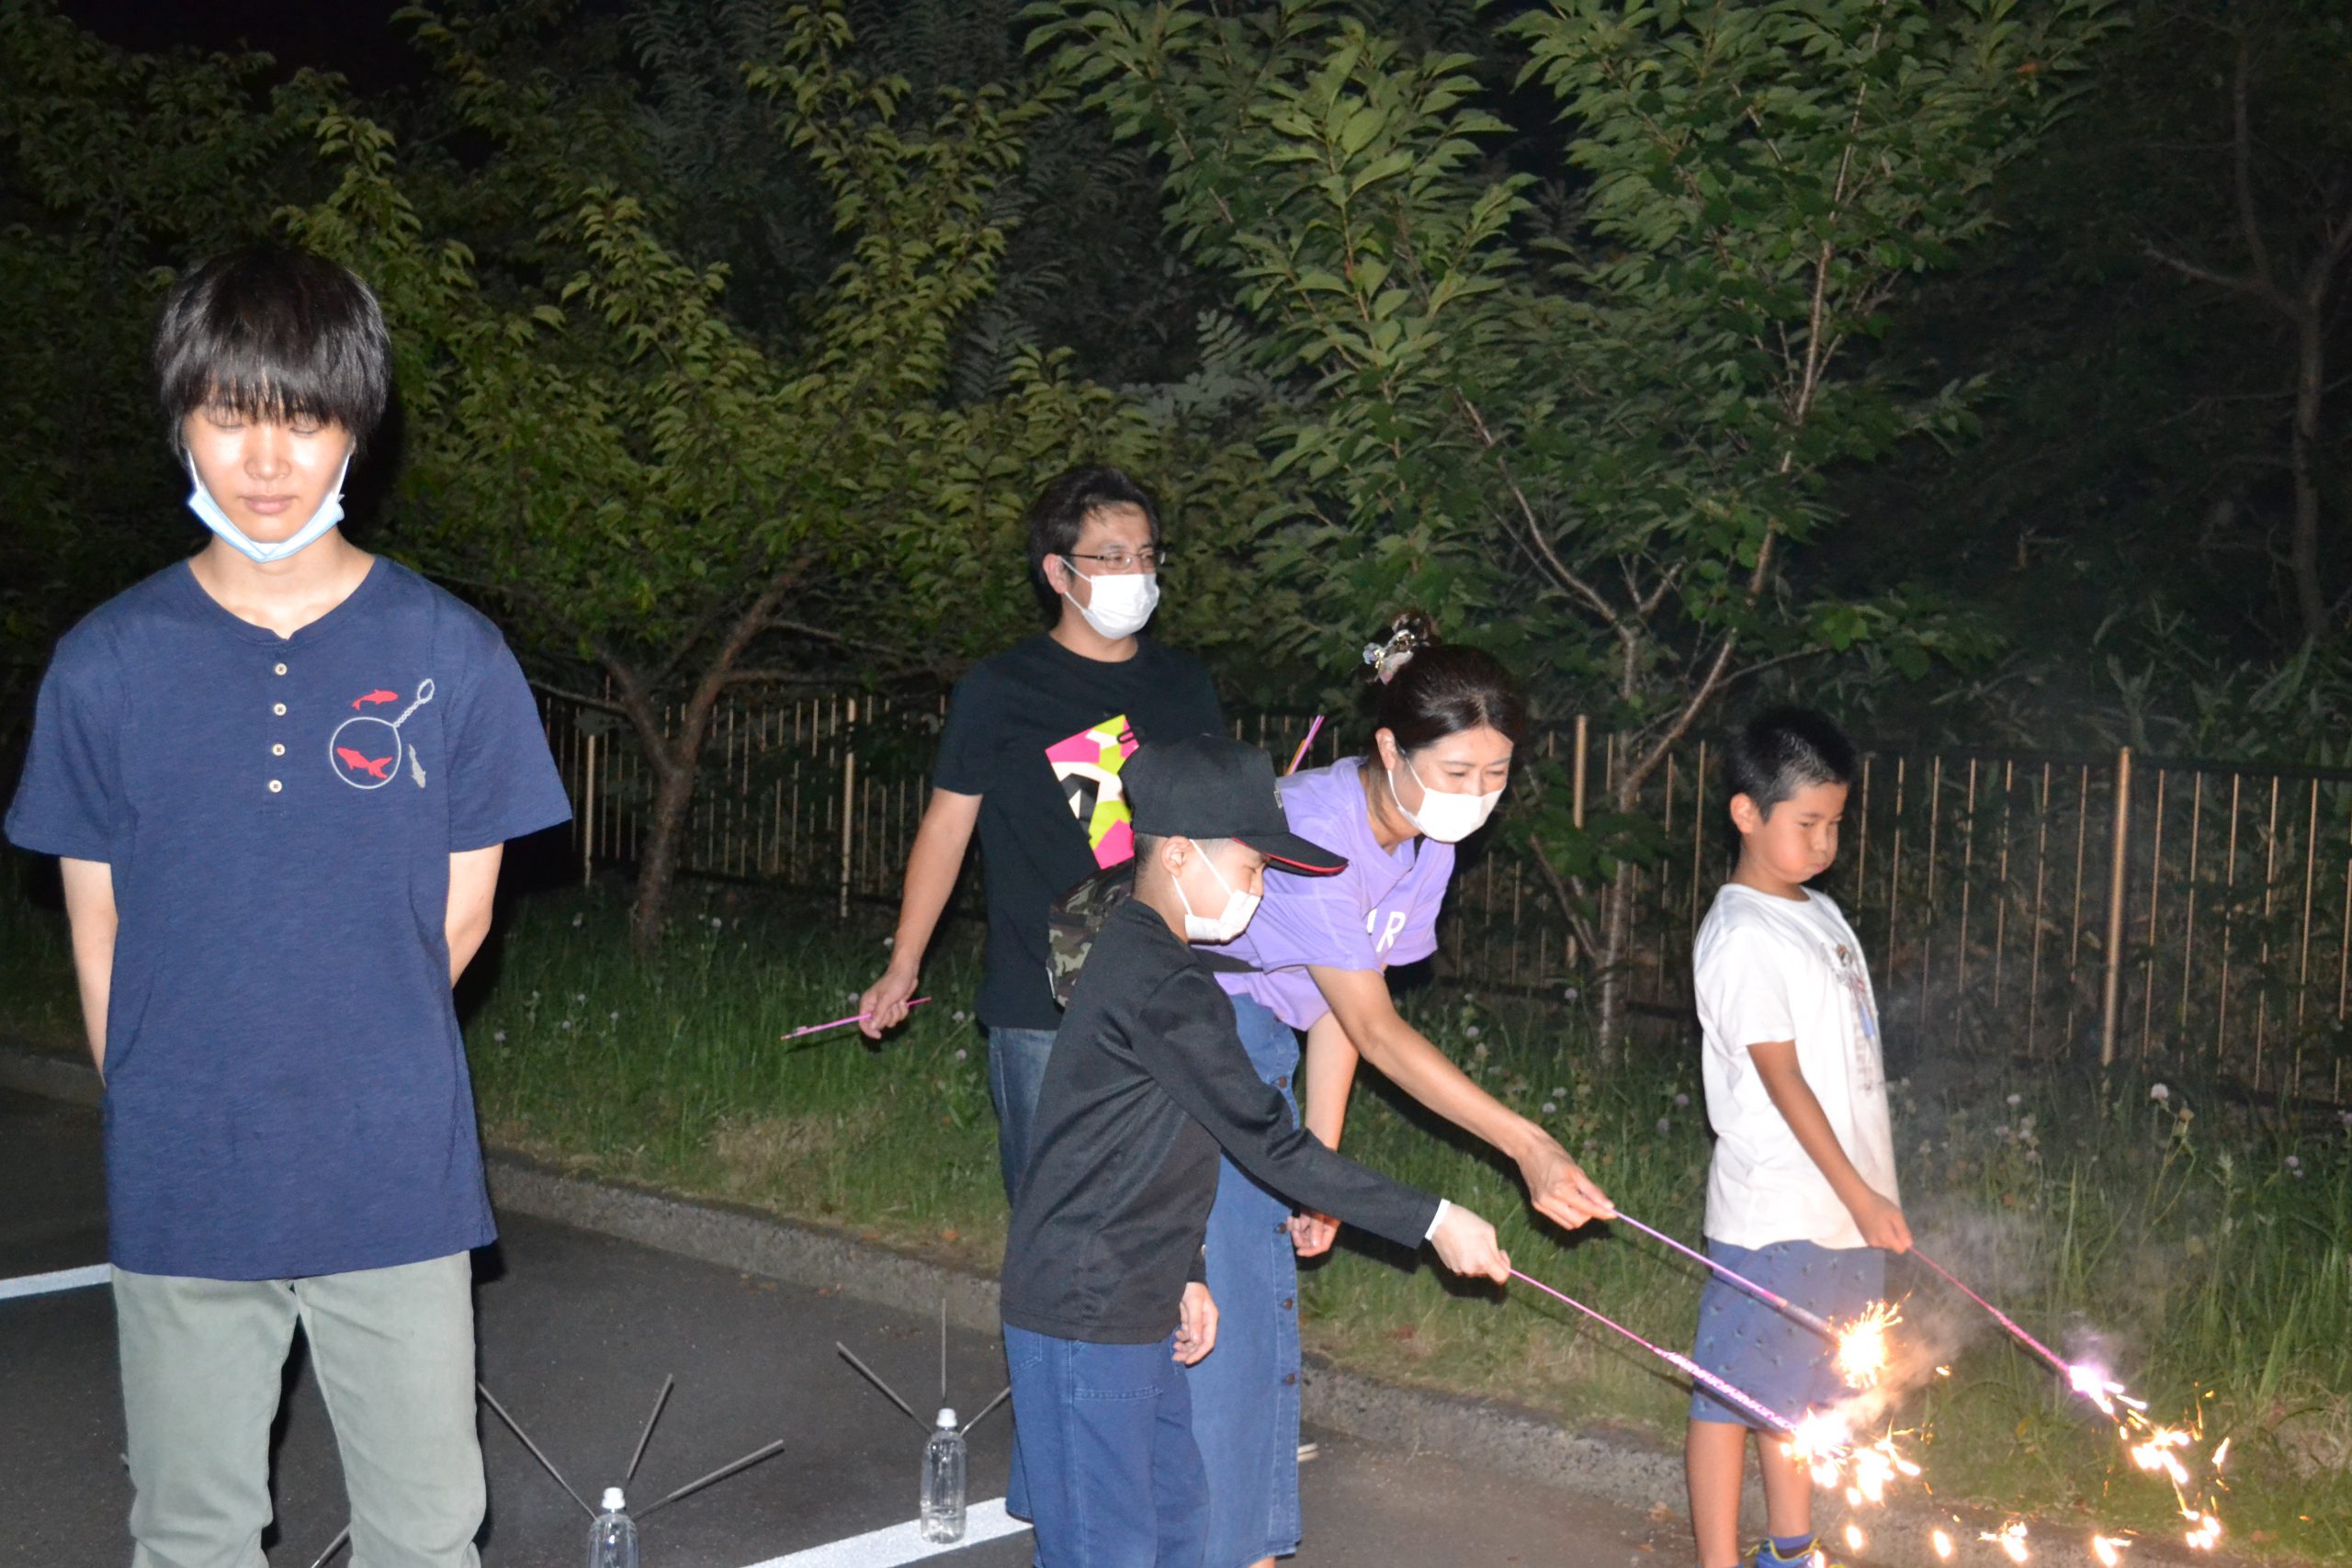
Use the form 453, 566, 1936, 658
5, 558, 572, 1280
933, 633, 1221, 1031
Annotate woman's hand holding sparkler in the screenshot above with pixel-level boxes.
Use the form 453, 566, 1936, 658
1429, 1205, 1511, 1283
1515, 1132, 1615, 1232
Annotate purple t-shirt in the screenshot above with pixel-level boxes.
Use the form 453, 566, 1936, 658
1217, 758, 1454, 1029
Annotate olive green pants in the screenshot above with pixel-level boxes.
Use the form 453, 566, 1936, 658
112, 1253, 483, 1568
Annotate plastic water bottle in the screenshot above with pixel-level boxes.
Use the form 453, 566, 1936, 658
587, 1486, 639, 1568
920, 1407, 967, 1543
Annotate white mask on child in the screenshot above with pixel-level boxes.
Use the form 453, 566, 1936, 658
1390, 753, 1503, 844
1175, 847, 1261, 944
185, 452, 352, 564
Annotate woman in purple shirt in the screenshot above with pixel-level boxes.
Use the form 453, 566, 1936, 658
1188, 612, 1615, 1568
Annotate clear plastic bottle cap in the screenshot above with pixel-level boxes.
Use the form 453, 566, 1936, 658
935, 1408, 957, 1429
602, 1486, 626, 1512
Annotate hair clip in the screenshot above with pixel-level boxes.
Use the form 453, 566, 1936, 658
1361, 628, 1419, 684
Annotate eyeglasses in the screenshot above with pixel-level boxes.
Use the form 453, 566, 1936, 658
1063, 547, 1165, 572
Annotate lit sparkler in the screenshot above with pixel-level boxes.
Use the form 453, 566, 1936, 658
1911, 1248, 2230, 1553
1833, 1301, 1900, 1390
1509, 1269, 1804, 1439
1611, 1212, 1835, 1337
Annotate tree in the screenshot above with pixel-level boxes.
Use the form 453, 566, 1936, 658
0, 3, 323, 756
1033, 0, 2115, 1054
1, 0, 1282, 948
2135, 2, 2352, 648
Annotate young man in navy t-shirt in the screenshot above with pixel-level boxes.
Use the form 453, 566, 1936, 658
854, 467, 1221, 1202
6, 247, 571, 1568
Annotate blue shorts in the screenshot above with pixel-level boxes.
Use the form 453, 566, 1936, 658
1688, 1238, 1885, 1427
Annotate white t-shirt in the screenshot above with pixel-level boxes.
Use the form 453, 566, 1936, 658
1694, 884, 1897, 1250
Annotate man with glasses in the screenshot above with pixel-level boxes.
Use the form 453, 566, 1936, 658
857, 467, 1222, 1202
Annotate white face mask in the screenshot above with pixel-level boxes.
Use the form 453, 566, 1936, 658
1065, 563, 1160, 639
1174, 844, 1261, 944
185, 451, 353, 564
1390, 753, 1504, 844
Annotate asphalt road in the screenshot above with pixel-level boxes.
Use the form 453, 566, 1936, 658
0, 1089, 1685, 1567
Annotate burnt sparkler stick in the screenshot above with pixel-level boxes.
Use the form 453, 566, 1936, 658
836, 1342, 928, 1427
1907, 1247, 2072, 1379
959, 1384, 1012, 1435
625, 1373, 675, 1485
636, 1438, 789, 1517
303, 1525, 351, 1568
1509, 1269, 1798, 1438
477, 1382, 597, 1519
1612, 1211, 1836, 1338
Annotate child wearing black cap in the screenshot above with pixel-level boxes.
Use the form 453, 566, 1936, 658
999, 733, 1510, 1568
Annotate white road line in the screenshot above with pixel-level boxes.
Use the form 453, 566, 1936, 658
0, 1262, 110, 1301
740, 1499, 1030, 1568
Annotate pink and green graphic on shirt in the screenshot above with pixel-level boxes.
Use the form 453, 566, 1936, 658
1046, 714, 1138, 868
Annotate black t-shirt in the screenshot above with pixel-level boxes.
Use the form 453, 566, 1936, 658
933, 633, 1222, 1030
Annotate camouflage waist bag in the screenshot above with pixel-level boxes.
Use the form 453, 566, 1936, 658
1046, 862, 1258, 1009
1046, 863, 1137, 1010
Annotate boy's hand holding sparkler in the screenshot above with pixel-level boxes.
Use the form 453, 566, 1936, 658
1750, 1039, 1910, 1252
1429, 1204, 1512, 1283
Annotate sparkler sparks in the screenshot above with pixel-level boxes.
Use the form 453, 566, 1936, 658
2090, 1534, 2131, 1566
1914, 1249, 2232, 1553
1984, 1519, 2031, 1564
1834, 1301, 1900, 1389
1931, 1528, 1955, 1561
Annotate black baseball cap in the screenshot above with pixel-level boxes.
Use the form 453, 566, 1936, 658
1125, 734, 1347, 876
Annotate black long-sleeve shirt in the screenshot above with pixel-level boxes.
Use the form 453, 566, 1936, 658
1001, 898, 1442, 1344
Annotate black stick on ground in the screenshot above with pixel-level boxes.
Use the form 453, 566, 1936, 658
636, 1438, 789, 1517
958, 1384, 1012, 1436
303, 1524, 351, 1568
625, 1373, 675, 1484
836, 1342, 926, 1427
477, 1382, 597, 1519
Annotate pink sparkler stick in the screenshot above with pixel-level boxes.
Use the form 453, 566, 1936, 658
782, 998, 931, 1040
1612, 1212, 1835, 1339
1286, 716, 1324, 775
1510, 1268, 1796, 1437
1908, 1247, 2070, 1379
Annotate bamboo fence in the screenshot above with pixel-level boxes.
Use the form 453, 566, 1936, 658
542, 693, 2352, 1109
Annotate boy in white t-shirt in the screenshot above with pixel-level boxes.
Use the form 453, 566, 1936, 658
1685, 708, 1908, 1568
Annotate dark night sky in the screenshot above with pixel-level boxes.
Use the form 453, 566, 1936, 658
62, 2, 424, 93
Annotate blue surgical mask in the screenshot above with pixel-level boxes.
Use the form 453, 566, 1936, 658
184, 451, 353, 564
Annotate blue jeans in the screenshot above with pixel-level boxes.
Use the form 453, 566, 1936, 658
1004, 1325, 1207, 1568
988, 1026, 1058, 1206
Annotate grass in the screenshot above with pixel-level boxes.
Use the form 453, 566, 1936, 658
4, 860, 2348, 1562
